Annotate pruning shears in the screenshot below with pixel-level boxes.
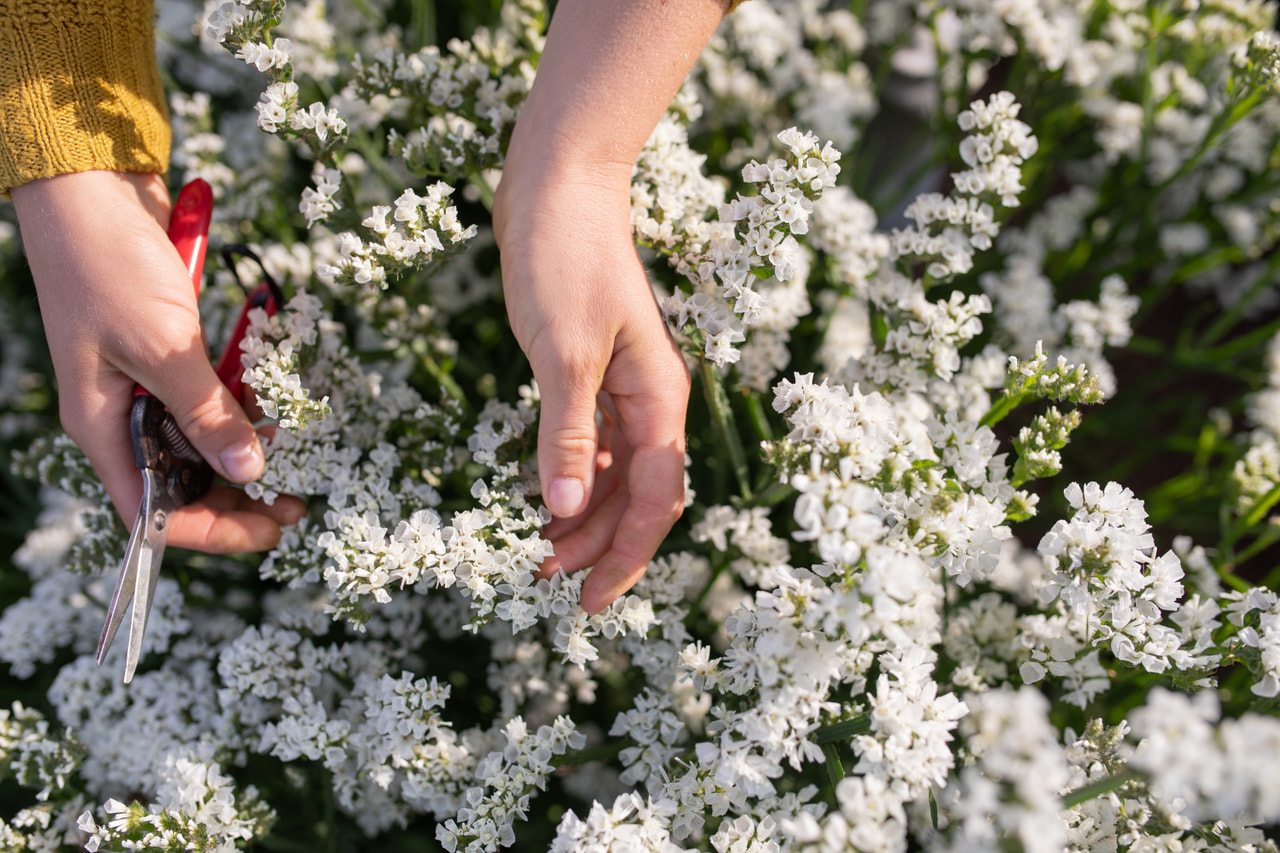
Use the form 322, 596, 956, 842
96, 178, 284, 683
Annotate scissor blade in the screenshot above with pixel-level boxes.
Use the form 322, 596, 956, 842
96, 502, 150, 665
121, 542, 154, 684
121, 469, 172, 684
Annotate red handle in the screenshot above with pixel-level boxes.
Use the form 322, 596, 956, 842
135, 179, 214, 399
169, 178, 214, 298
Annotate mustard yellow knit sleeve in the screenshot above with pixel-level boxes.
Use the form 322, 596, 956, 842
0, 0, 170, 196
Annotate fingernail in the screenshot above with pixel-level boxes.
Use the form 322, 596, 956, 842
220, 441, 264, 483
547, 477, 585, 518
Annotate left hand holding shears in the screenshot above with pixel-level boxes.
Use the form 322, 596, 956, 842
11, 171, 306, 680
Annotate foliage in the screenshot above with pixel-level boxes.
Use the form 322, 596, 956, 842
3, 0, 1280, 850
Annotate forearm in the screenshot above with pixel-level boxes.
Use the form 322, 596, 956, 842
509, 0, 730, 178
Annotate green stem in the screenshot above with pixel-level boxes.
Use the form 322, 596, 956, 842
699, 361, 753, 500
980, 389, 1029, 429
1191, 312, 1280, 366
417, 347, 471, 418
410, 0, 436, 49
1241, 480, 1280, 530
1060, 768, 1143, 808
822, 741, 846, 801
1194, 250, 1280, 350
1232, 525, 1280, 568
467, 170, 497, 211
744, 392, 775, 444
687, 555, 730, 621
813, 716, 872, 744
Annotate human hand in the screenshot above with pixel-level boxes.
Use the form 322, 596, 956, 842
488, 0, 727, 612
11, 170, 304, 551
493, 164, 691, 614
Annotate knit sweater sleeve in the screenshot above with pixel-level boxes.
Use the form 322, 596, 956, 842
0, 0, 170, 196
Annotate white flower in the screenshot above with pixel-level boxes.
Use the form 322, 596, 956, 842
238, 38, 293, 72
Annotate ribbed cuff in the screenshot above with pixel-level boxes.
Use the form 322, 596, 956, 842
0, 0, 170, 196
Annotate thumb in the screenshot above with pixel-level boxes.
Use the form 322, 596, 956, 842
149, 343, 265, 484
536, 369, 601, 519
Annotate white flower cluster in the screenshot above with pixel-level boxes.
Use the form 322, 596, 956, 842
238, 37, 291, 73
437, 716, 586, 853
695, 0, 878, 164
1223, 586, 1280, 698
928, 0, 1085, 73
890, 92, 1037, 280
7, 436, 124, 580
9, 2, 1280, 852
1234, 330, 1280, 517
1023, 482, 1219, 702
784, 773, 903, 853
169, 92, 236, 195
981, 189, 1139, 398
0, 702, 81, 803
253, 79, 346, 146
935, 688, 1072, 853
239, 293, 332, 436
317, 184, 477, 289
243, 310, 661, 667
654, 126, 839, 379
1129, 688, 1280, 825
77, 753, 273, 853
809, 184, 891, 299
206, 0, 348, 151
348, 0, 541, 179
299, 162, 341, 227
204, 0, 281, 46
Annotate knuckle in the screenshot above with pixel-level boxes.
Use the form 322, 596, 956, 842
172, 394, 238, 444
546, 429, 597, 456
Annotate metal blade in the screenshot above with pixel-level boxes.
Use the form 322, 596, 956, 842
96, 499, 149, 665
121, 469, 172, 684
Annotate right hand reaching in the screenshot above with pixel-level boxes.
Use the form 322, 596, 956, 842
12, 170, 304, 551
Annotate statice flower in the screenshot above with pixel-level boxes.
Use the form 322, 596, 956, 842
288, 99, 346, 144
204, 0, 273, 46
941, 592, 1022, 692
890, 93, 1036, 281
348, 0, 542, 180
851, 650, 968, 800
238, 291, 332, 431
694, 0, 877, 164
658, 127, 840, 371
298, 162, 342, 227
254, 79, 297, 133
0, 703, 82, 802
809, 184, 891, 298
930, 0, 1085, 73
168, 91, 236, 194
1129, 687, 1280, 825
935, 688, 1072, 853
10, 436, 125, 578
1222, 587, 1280, 698
317, 184, 477, 289
784, 773, 906, 853
238, 37, 291, 73
1023, 482, 1220, 700
550, 792, 686, 853
437, 716, 586, 853
77, 753, 274, 853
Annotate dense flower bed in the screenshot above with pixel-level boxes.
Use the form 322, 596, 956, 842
3, 0, 1280, 850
